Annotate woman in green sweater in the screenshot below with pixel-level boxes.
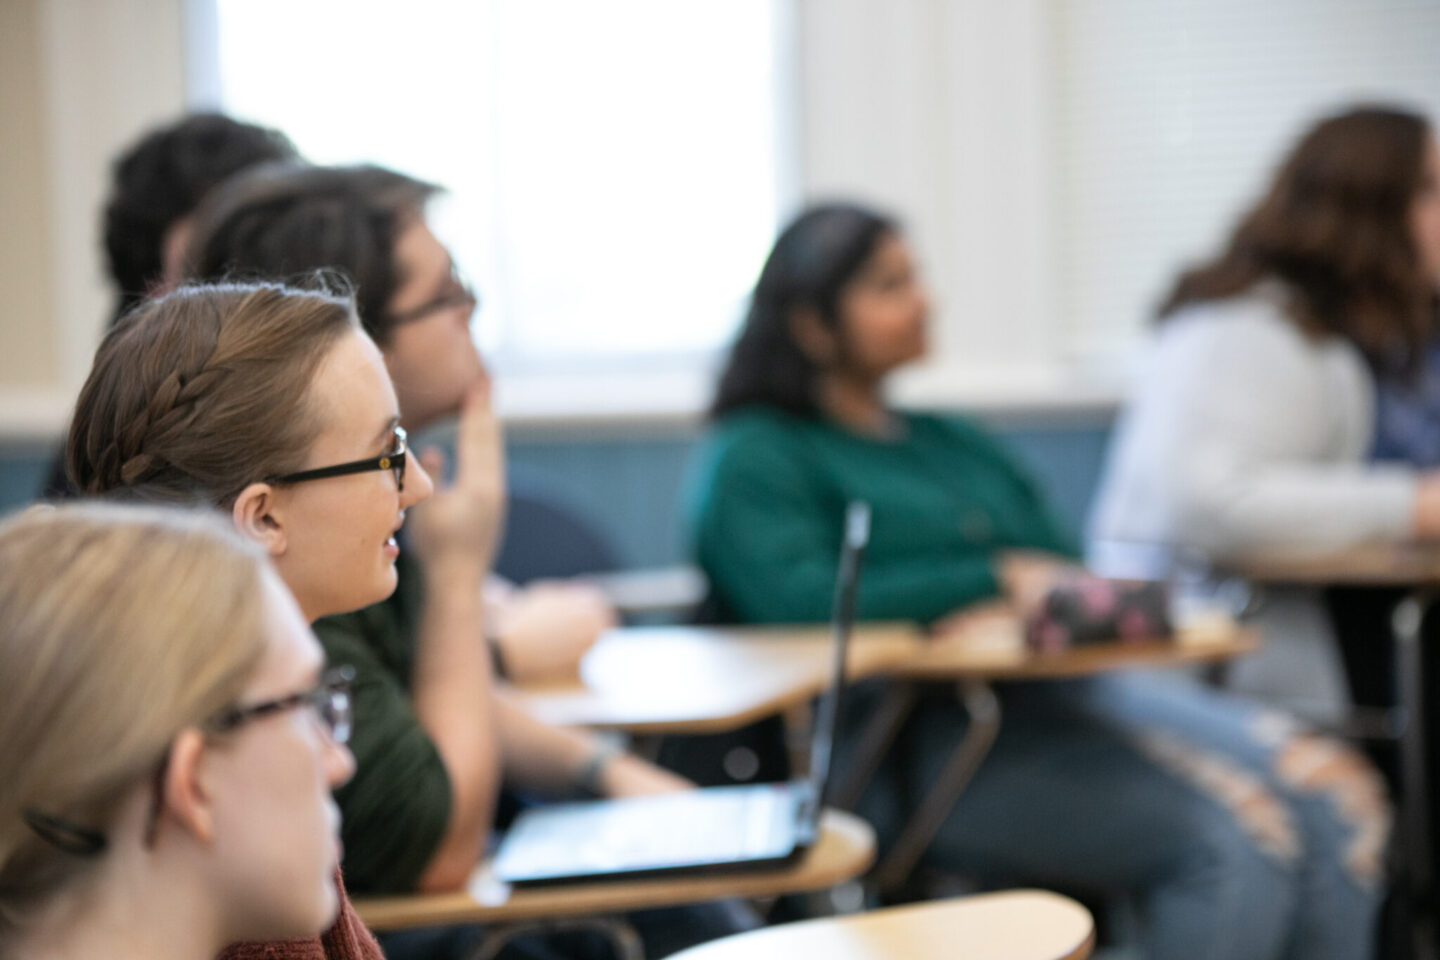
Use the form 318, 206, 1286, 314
689, 203, 1390, 960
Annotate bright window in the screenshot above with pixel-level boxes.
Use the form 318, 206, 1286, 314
205, 0, 791, 370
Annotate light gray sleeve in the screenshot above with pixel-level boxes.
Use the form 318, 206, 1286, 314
1098, 303, 1417, 561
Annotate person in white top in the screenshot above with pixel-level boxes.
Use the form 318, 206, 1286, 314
1090, 104, 1440, 708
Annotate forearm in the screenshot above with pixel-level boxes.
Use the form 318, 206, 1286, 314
411, 556, 503, 891
1176, 462, 1417, 557
492, 694, 600, 793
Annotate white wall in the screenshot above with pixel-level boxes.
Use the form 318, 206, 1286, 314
797, 0, 1075, 409
0, 0, 187, 438
6, 0, 1439, 437
0, 0, 1082, 439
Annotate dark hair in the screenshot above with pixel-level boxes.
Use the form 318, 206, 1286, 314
185, 163, 441, 346
1158, 104, 1438, 370
711, 203, 897, 419
102, 113, 299, 322
68, 280, 359, 507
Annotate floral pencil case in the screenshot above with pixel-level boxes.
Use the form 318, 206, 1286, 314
1024, 575, 1173, 652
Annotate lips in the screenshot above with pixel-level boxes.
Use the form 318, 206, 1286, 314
384, 515, 405, 554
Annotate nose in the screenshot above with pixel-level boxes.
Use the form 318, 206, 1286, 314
402, 456, 435, 507
910, 280, 931, 317
323, 737, 357, 789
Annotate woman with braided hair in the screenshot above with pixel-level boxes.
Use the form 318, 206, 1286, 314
67, 279, 457, 960
67, 278, 704, 960
68, 279, 456, 623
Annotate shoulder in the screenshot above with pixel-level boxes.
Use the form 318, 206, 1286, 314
1155, 290, 1369, 386
706, 407, 811, 448
905, 410, 986, 443
1161, 288, 1355, 358
902, 412, 1016, 464
688, 409, 833, 526
698, 408, 825, 473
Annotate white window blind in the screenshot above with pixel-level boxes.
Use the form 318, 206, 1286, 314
1052, 0, 1440, 366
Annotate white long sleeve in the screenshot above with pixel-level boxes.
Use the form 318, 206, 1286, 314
1089, 291, 1416, 565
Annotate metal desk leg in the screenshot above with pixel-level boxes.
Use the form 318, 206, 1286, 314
873, 680, 1001, 894
475, 917, 645, 960
1393, 592, 1436, 960
830, 682, 921, 811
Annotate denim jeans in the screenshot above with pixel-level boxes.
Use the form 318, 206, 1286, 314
847, 672, 1389, 960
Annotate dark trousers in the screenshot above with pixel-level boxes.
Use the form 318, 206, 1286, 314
1323, 585, 1440, 952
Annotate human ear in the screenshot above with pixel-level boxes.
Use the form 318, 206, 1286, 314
789, 307, 838, 365
162, 729, 215, 844
232, 483, 287, 558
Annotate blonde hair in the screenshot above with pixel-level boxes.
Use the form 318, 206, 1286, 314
0, 503, 271, 937
68, 280, 359, 506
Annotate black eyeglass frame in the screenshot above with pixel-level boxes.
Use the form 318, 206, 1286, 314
208, 665, 356, 746
23, 665, 357, 859
385, 263, 480, 328
267, 427, 408, 492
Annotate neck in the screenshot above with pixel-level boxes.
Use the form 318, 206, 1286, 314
15, 835, 227, 960
817, 371, 892, 436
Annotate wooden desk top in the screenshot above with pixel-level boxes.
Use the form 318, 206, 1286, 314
352, 808, 875, 931
665, 889, 1095, 960
516, 616, 1257, 732
1224, 541, 1440, 587
893, 610, 1259, 681
519, 623, 922, 734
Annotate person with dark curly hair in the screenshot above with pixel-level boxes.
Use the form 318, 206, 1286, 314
102, 112, 299, 323
40, 113, 300, 502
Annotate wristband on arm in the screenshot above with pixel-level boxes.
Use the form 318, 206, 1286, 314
575, 741, 622, 797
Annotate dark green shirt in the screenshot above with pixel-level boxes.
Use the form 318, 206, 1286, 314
687, 409, 1074, 624
313, 553, 453, 895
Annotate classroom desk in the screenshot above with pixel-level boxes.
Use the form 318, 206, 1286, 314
1229, 542, 1440, 586
893, 608, 1257, 680
584, 565, 709, 619
351, 808, 874, 931
839, 610, 1258, 890
665, 889, 1095, 960
1225, 543, 1440, 960
514, 616, 1257, 894
517, 623, 923, 735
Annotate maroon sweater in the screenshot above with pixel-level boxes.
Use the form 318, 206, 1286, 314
219, 871, 384, 960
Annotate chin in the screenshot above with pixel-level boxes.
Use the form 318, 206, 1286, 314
317, 880, 341, 930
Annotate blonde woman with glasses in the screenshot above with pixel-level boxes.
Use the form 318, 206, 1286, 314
0, 502, 355, 960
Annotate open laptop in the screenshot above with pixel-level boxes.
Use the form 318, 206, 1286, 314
492, 501, 871, 885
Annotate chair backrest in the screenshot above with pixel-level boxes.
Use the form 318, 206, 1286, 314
494, 483, 621, 584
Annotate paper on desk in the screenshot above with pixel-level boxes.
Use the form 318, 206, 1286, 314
469, 862, 513, 906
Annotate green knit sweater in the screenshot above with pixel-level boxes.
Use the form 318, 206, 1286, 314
312, 554, 453, 895
687, 408, 1075, 624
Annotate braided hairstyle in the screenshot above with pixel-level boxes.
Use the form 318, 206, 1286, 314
68, 280, 359, 506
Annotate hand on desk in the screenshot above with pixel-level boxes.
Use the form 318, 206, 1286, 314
930, 599, 1017, 641
598, 752, 695, 797
489, 580, 617, 683
995, 550, 1082, 619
